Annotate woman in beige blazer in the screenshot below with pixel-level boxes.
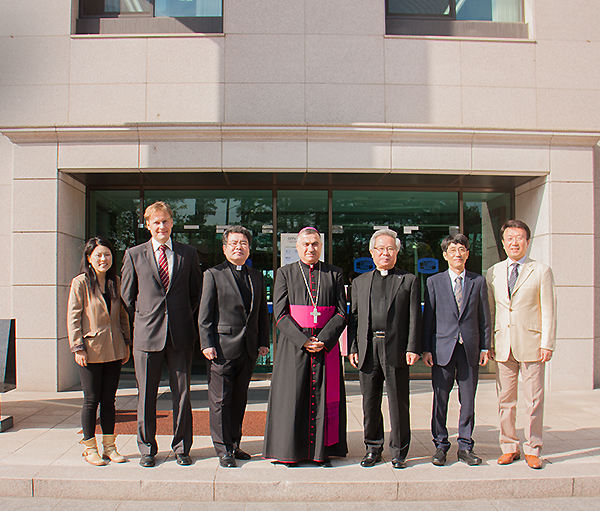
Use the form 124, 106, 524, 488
68, 237, 131, 465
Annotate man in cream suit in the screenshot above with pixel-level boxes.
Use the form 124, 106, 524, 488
486, 220, 556, 469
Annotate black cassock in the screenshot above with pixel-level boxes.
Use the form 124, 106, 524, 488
263, 260, 348, 463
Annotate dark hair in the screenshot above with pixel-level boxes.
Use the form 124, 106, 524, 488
222, 225, 252, 246
79, 236, 118, 299
441, 233, 470, 252
500, 220, 531, 241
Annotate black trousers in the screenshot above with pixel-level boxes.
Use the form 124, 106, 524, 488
431, 342, 479, 452
134, 335, 193, 456
207, 350, 255, 456
359, 335, 411, 460
78, 359, 122, 440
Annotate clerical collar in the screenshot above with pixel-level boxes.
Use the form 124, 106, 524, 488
376, 267, 394, 276
300, 260, 319, 270
228, 261, 245, 272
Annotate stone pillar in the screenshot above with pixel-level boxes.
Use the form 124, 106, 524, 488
12, 142, 85, 391
515, 145, 595, 390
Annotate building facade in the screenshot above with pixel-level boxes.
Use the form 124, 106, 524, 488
0, 0, 598, 391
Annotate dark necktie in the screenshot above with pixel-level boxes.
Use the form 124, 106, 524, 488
158, 245, 169, 290
508, 262, 519, 298
454, 275, 463, 313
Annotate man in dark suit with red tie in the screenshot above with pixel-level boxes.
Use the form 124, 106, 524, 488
121, 201, 202, 467
198, 226, 270, 468
422, 233, 491, 466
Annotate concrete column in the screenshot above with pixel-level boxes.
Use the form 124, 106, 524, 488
515, 146, 595, 390
12, 143, 85, 391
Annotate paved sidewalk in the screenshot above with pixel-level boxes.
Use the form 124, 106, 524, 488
1, 379, 599, 502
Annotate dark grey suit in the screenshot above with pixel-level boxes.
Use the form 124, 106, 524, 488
348, 268, 422, 461
198, 261, 269, 456
422, 270, 491, 452
121, 239, 202, 456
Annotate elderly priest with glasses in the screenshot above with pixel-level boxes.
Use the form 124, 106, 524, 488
348, 228, 422, 469
263, 227, 348, 467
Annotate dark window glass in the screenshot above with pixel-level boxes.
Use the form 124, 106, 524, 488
388, 0, 452, 16
80, 0, 221, 17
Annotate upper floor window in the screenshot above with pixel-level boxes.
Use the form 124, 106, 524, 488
386, 0, 526, 38
77, 0, 223, 34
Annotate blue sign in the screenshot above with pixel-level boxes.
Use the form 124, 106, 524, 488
354, 257, 375, 274
418, 258, 439, 274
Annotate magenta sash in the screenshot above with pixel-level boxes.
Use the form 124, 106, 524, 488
289, 305, 340, 446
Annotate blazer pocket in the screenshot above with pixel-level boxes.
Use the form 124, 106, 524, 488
217, 325, 232, 334
527, 323, 542, 333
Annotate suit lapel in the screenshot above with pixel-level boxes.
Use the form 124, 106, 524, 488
443, 272, 460, 318
511, 259, 534, 298
247, 268, 258, 318
459, 272, 474, 319
143, 241, 164, 292
223, 264, 246, 312
92, 282, 110, 316
364, 271, 375, 323
387, 271, 404, 312
169, 241, 183, 291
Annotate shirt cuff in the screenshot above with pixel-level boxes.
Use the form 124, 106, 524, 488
70, 344, 86, 353
480, 349, 489, 353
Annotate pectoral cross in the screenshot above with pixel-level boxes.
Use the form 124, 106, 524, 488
310, 307, 321, 324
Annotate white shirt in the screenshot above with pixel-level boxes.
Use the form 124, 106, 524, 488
448, 268, 466, 288
151, 237, 174, 280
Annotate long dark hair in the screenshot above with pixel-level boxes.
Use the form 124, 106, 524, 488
79, 236, 118, 300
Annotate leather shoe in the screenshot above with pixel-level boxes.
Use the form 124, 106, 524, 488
219, 454, 237, 468
176, 453, 192, 466
360, 452, 382, 467
432, 448, 447, 466
497, 450, 520, 465
525, 454, 543, 469
319, 458, 333, 467
139, 454, 155, 468
458, 449, 482, 466
392, 458, 407, 469
233, 448, 251, 460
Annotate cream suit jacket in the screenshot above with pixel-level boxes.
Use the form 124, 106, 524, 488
486, 257, 556, 363
68, 274, 130, 364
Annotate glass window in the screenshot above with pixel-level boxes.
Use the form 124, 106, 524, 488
80, 0, 222, 17
387, 0, 523, 22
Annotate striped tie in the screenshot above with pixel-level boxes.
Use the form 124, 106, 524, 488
508, 262, 519, 298
158, 245, 169, 290
454, 275, 463, 313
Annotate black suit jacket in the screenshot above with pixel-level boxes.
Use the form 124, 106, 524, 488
348, 269, 422, 370
121, 240, 202, 352
198, 261, 270, 360
422, 270, 491, 367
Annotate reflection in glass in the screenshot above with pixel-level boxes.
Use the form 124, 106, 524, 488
456, 0, 522, 22
155, 0, 222, 17
388, 0, 452, 16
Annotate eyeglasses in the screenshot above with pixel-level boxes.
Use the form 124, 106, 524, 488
373, 246, 397, 254
504, 236, 526, 244
227, 241, 249, 249
445, 247, 468, 256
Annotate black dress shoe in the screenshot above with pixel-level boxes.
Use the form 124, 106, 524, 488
360, 452, 382, 467
458, 449, 482, 466
319, 458, 332, 467
176, 453, 192, 466
392, 458, 407, 469
139, 454, 155, 467
233, 448, 251, 460
432, 448, 446, 466
219, 453, 237, 468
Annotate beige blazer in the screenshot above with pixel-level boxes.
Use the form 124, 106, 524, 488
67, 274, 130, 364
486, 257, 556, 363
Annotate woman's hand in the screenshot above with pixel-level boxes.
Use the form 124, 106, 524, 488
122, 345, 131, 365
75, 351, 88, 367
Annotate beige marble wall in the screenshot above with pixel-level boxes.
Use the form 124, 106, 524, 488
11, 139, 85, 391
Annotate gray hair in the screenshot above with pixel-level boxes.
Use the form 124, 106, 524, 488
370, 229, 401, 251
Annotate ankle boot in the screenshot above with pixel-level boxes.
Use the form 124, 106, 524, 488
81, 437, 107, 466
102, 434, 127, 463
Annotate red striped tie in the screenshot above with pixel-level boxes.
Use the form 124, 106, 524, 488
158, 245, 169, 290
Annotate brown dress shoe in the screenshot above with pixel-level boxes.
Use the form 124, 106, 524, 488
525, 454, 543, 469
497, 451, 520, 465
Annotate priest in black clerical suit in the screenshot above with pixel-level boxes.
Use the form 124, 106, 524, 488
263, 227, 347, 467
348, 229, 422, 469
198, 226, 269, 468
